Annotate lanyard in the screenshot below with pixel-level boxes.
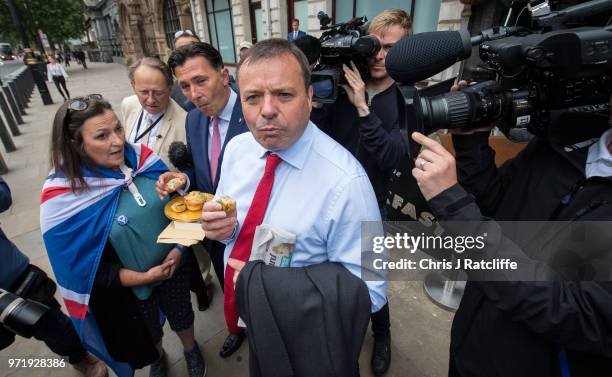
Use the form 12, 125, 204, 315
119, 163, 147, 207
134, 111, 164, 143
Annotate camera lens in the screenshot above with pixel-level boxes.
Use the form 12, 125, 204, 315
421, 91, 472, 130
0, 289, 49, 338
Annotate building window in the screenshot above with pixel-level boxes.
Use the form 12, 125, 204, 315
206, 0, 237, 63
334, 0, 414, 24
164, 0, 181, 50
249, 0, 264, 43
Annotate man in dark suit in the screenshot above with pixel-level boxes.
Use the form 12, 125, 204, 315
158, 42, 249, 358
287, 19, 306, 42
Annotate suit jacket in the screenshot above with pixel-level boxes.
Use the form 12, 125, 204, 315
120, 95, 187, 169
287, 30, 306, 42
184, 92, 249, 194
236, 261, 371, 377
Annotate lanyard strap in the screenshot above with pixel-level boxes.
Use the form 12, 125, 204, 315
134, 111, 164, 143
119, 163, 147, 207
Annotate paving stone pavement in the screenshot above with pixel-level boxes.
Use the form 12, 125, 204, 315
0, 62, 453, 377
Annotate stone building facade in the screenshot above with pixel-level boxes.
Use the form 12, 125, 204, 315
84, 0, 124, 63
118, 0, 194, 65
120, 0, 470, 80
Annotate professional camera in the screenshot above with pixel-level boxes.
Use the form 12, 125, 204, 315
310, 11, 381, 103
386, 0, 612, 148
0, 289, 49, 339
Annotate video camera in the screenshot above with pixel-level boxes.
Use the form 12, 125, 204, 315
309, 12, 381, 103
385, 0, 612, 153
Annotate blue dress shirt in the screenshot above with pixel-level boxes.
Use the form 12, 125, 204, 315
586, 128, 612, 179
216, 121, 387, 312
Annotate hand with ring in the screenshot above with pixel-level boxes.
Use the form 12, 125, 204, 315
411, 132, 458, 201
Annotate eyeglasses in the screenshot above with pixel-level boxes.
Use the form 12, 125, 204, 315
68, 94, 103, 111
136, 90, 168, 100
174, 30, 195, 39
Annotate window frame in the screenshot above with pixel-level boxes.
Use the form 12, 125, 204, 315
205, 0, 237, 64
163, 0, 181, 50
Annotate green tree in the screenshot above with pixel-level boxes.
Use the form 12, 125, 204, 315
0, 0, 85, 49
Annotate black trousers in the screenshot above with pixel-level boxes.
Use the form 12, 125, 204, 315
372, 204, 391, 339
52, 76, 70, 99
203, 240, 226, 292
371, 302, 391, 339
136, 260, 194, 343
186, 246, 208, 298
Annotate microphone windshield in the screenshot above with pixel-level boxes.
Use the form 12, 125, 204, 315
386, 30, 472, 84
168, 141, 192, 171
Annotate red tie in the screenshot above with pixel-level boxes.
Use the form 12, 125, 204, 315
224, 152, 283, 334
210, 117, 221, 184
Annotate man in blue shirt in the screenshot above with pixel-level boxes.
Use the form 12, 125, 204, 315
287, 19, 306, 42
0, 177, 107, 376
200, 39, 387, 366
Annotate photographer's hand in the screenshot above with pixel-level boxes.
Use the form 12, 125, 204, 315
411, 132, 458, 201
341, 62, 369, 117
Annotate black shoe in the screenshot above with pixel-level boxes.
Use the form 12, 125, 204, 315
184, 343, 207, 377
219, 332, 245, 358
195, 285, 211, 311
149, 351, 168, 377
371, 335, 391, 376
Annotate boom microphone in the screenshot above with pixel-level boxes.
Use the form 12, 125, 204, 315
168, 141, 192, 171
386, 30, 472, 84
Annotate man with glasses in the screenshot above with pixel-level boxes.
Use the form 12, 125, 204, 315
171, 30, 201, 111
121, 56, 187, 169
121, 57, 214, 314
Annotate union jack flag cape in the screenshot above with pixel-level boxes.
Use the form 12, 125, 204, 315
40, 143, 167, 377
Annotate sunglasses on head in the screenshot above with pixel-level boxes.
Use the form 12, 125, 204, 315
63, 94, 105, 133
68, 94, 104, 111
174, 30, 195, 39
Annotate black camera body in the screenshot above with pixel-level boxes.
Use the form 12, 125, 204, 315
311, 12, 381, 103
388, 0, 612, 141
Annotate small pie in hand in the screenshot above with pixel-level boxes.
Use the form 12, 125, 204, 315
216, 195, 236, 213
166, 177, 186, 192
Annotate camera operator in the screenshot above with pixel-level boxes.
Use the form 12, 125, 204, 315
310, 8, 411, 376
409, 84, 612, 376
0, 176, 107, 377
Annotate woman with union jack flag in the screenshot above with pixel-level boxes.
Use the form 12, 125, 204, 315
40, 95, 206, 377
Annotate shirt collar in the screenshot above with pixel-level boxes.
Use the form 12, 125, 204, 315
143, 109, 165, 121
585, 128, 612, 178
217, 88, 237, 123
257, 121, 315, 170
